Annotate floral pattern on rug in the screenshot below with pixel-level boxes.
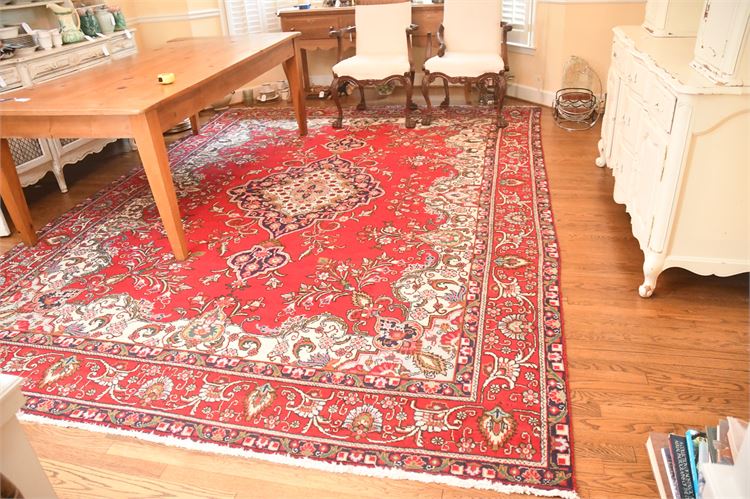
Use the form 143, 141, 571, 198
0, 106, 574, 496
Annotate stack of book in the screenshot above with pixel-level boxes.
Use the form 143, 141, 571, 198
646, 417, 748, 499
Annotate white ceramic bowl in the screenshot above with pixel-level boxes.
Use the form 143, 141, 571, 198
38, 38, 53, 50
0, 26, 19, 39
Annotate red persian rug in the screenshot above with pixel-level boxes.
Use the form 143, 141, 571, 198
0, 106, 575, 497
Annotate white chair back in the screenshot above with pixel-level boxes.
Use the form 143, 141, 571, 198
443, 0, 502, 54
355, 1, 412, 57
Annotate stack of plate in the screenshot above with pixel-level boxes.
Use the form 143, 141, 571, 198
3, 34, 35, 46
2, 33, 38, 57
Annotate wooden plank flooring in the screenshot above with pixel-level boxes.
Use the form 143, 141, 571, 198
1, 95, 748, 499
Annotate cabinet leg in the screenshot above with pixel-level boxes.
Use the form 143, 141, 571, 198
639, 251, 665, 298
595, 139, 606, 167
52, 165, 68, 193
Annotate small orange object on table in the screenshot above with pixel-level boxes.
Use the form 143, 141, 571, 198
0, 33, 307, 261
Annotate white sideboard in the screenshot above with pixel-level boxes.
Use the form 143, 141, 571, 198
595, 26, 750, 297
0, 30, 137, 237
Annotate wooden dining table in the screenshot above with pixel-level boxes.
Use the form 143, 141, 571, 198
0, 32, 307, 261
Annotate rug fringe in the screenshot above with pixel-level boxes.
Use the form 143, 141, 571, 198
19, 412, 578, 499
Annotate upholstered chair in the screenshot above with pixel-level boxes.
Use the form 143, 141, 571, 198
329, 0, 418, 128
421, 0, 512, 127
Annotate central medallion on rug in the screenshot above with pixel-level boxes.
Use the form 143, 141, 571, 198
0, 107, 575, 497
228, 155, 384, 239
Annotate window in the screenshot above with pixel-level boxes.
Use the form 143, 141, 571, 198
223, 0, 295, 35
503, 0, 535, 48
224, 0, 536, 48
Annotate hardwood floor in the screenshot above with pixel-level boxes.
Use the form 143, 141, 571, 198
2, 94, 748, 499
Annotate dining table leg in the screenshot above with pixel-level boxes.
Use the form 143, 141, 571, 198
283, 41, 308, 137
130, 111, 189, 261
0, 139, 37, 246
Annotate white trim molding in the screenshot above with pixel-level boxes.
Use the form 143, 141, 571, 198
506, 82, 556, 107
129, 9, 222, 26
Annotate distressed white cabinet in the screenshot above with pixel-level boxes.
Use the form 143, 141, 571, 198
691, 0, 750, 86
596, 26, 750, 297
643, 0, 704, 37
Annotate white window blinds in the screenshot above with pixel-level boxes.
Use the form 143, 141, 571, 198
224, 1, 535, 48
503, 0, 535, 48
223, 0, 295, 35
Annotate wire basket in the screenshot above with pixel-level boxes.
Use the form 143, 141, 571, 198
553, 56, 603, 131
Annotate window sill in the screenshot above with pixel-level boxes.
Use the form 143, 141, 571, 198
508, 43, 536, 56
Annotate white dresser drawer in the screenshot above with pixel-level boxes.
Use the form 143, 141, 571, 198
0, 66, 22, 92
646, 81, 676, 133
28, 45, 108, 83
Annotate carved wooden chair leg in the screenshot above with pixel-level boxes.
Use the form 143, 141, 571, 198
356, 83, 367, 111
496, 73, 508, 128
421, 72, 434, 126
407, 71, 418, 110
440, 76, 450, 108
403, 76, 416, 129
331, 76, 344, 128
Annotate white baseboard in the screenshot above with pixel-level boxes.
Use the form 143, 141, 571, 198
506, 83, 556, 107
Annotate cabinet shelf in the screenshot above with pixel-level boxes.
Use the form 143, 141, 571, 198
83, 3, 106, 8
0, 1, 65, 13
0, 29, 135, 65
